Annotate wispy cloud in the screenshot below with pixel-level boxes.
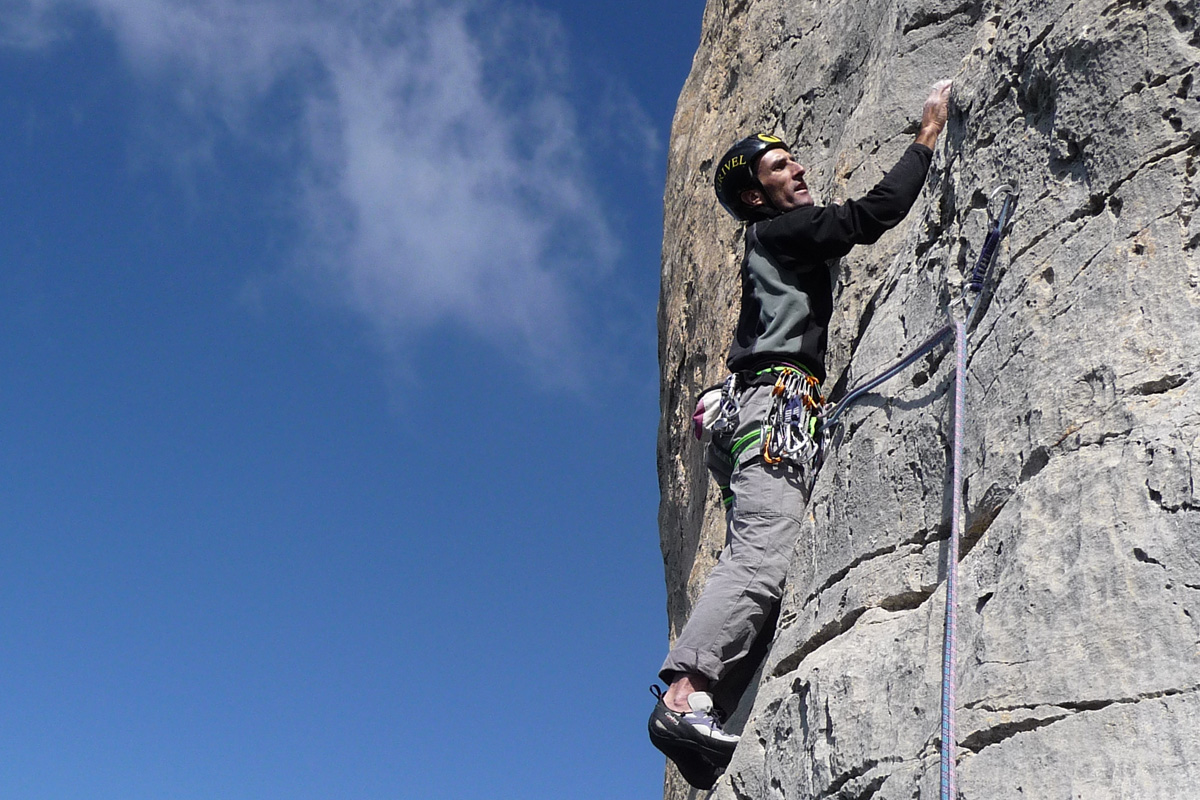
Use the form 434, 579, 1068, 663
3, 0, 622, 376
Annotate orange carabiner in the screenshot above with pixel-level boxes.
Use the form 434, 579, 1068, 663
762, 428, 782, 464
772, 372, 790, 396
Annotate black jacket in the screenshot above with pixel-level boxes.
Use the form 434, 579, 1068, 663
727, 143, 934, 382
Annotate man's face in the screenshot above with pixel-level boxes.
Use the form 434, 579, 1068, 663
747, 148, 813, 211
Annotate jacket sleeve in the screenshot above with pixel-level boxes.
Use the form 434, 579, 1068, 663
757, 143, 933, 269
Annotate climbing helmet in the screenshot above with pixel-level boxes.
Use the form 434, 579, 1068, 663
713, 133, 789, 220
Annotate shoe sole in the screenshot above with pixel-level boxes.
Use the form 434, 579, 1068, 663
648, 708, 737, 765
648, 715, 726, 789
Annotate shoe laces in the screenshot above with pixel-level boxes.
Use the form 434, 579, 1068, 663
685, 692, 730, 730
650, 685, 729, 728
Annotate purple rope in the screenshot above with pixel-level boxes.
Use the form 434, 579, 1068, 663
940, 319, 967, 800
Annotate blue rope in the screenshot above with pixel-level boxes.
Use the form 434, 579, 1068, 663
820, 324, 952, 433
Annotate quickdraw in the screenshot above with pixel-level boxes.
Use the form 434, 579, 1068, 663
713, 374, 742, 437
818, 185, 1017, 440
761, 367, 826, 468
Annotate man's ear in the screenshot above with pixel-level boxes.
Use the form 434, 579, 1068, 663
740, 188, 764, 208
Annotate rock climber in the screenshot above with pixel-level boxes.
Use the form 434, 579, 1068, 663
649, 79, 954, 790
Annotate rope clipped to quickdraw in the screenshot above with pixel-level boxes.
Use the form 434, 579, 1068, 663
818, 185, 1017, 439
793, 183, 1015, 799
940, 184, 1016, 800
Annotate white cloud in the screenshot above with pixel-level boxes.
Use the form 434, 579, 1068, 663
2, 0, 620, 374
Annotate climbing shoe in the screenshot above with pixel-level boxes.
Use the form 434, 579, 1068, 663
647, 686, 738, 789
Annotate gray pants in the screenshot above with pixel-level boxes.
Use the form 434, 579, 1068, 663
660, 383, 812, 684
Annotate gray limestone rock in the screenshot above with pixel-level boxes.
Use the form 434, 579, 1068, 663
656, 0, 1200, 797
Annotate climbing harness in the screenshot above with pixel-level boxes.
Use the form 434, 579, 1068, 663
692, 365, 827, 481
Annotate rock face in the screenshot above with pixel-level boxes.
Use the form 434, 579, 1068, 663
657, 0, 1200, 797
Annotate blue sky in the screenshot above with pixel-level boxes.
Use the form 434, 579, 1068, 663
0, 1, 705, 797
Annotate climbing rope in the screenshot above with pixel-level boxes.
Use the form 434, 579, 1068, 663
940, 316, 966, 800
819, 323, 953, 434
805, 184, 1016, 799
940, 185, 1016, 800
